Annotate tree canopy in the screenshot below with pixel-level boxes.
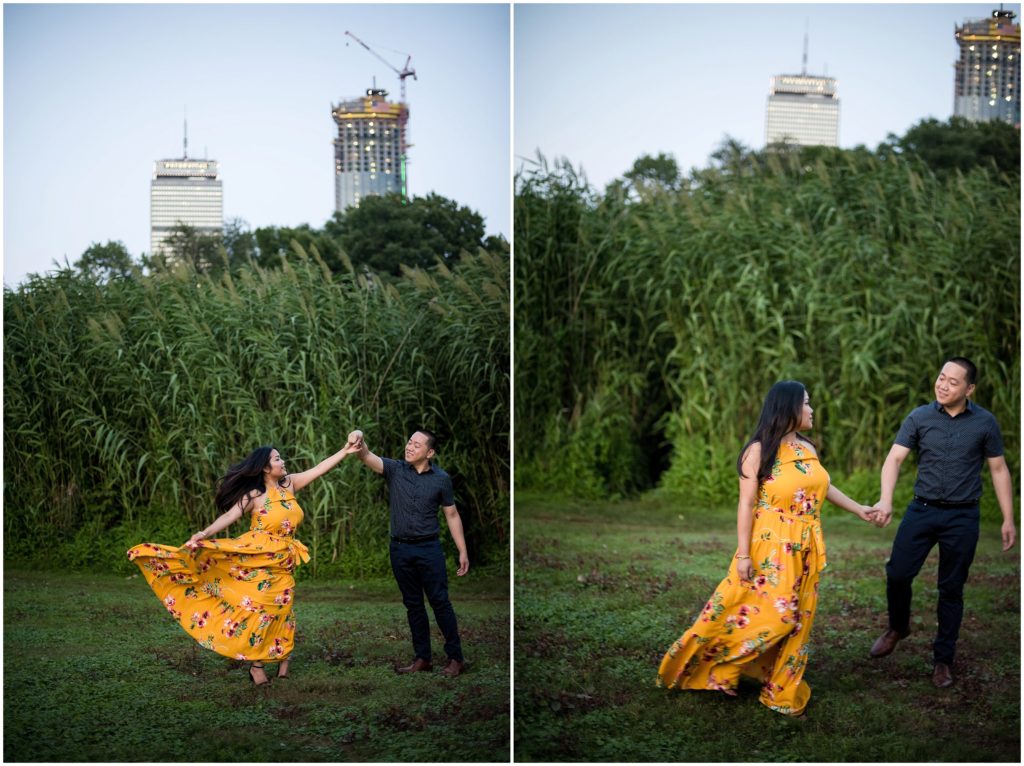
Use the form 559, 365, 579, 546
623, 152, 681, 191
325, 193, 492, 275
882, 116, 1020, 178
68, 193, 501, 283
75, 240, 135, 282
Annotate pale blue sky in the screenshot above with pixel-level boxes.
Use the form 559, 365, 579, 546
515, 3, 1020, 187
4, 3, 510, 286
5, 3, 1019, 287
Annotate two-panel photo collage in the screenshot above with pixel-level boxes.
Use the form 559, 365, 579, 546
3, 2, 1020, 764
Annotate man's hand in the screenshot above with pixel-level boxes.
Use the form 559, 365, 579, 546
456, 551, 470, 576
346, 429, 364, 450
1001, 520, 1016, 551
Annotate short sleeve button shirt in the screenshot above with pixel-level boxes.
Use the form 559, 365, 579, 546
894, 400, 1004, 504
381, 457, 455, 537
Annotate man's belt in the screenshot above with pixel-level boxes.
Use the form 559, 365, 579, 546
913, 495, 978, 509
391, 533, 440, 544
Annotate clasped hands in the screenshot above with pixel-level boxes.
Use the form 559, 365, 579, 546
859, 503, 893, 528
344, 430, 365, 455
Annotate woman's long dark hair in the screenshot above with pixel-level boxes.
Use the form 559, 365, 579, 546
214, 445, 277, 513
736, 381, 815, 485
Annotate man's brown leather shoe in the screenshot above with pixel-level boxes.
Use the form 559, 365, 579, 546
932, 662, 954, 688
395, 658, 433, 674
869, 628, 910, 658
439, 659, 465, 678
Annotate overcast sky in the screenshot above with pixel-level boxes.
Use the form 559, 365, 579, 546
515, 3, 1020, 188
3, 3, 510, 287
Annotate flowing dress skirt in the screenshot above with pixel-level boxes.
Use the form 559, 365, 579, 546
128, 486, 309, 662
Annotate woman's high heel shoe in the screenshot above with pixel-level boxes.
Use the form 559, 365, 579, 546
249, 662, 270, 686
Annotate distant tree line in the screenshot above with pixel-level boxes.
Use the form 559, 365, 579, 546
72, 192, 507, 283
610, 116, 1020, 197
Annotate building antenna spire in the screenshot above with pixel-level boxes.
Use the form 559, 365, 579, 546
183, 107, 188, 160
802, 19, 809, 75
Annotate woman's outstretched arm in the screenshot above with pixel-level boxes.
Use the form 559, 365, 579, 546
826, 484, 879, 525
289, 441, 362, 492
184, 500, 245, 547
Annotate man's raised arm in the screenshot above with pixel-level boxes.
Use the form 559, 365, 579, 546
348, 429, 384, 474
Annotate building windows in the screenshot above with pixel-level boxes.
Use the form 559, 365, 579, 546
331, 92, 406, 210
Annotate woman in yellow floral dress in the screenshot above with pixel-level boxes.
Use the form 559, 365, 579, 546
128, 441, 359, 685
657, 381, 879, 716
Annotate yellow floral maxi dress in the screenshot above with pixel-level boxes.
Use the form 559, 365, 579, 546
657, 440, 829, 716
127, 483, 309, 662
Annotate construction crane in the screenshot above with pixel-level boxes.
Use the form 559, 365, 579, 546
344, 30, 416, 103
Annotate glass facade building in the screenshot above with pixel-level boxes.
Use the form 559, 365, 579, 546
765, 74, 840, 147
953, 9, 1021, 125
331, 88, 409, 212
150, 159, 223, 257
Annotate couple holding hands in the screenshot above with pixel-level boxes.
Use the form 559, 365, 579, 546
129, 428, 468, 686
658, 357, 1016, 717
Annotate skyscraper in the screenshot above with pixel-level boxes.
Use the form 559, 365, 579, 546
765, 28, 839, 148
331, 87, 409, 212
953, 8, 1021, 125
765, 74, 840, 148
150, 128, 223, 257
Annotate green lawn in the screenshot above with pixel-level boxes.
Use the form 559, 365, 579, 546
4, 568, 509, 762
514, 493, 1020, 762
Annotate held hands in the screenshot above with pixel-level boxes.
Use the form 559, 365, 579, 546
855, 504, 887, 528
864, 502, 893, 528
345, 430, 365, 454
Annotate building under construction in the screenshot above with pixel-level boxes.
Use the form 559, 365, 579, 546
331, 87, 409, 212
953, 8, 1021, 125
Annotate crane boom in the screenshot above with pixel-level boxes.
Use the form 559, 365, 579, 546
345, 30, 416, 102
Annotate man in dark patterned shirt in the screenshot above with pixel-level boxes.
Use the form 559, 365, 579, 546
348, 428, 469, 678
868, 357, 1016, 689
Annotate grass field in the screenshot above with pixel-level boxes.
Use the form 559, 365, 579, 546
4, 568, 509, 762
514, 493, 1020, 762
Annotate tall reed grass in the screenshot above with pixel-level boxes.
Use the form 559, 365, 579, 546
515, 149, 1019, 513
4, 246, 509, 576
